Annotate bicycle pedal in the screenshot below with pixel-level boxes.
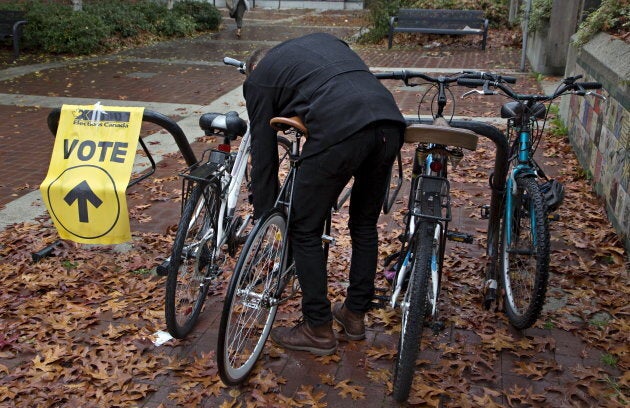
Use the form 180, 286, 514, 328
370, 302, 387, 310
446, 231, 474, 244
321, 234, 335, 245
480, 205, 490, 220
548, 213, 560, 222
155, 260, 170, 276
370, 288, 389, 309
430, 321, 445, 334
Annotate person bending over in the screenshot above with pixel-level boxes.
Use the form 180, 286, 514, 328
244, 33, 405, 355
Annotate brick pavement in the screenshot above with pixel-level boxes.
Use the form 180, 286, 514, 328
0, 7, 624, 408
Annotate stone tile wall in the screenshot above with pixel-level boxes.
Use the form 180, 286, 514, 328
561, 33, 630, 251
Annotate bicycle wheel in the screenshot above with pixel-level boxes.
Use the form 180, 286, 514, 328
500, 176, 550, 329
165, 182, 220, 338
218, 209, 288, 385
393, 221, 434, 402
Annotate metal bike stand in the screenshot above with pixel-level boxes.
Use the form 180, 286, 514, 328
406, 118, 509, 307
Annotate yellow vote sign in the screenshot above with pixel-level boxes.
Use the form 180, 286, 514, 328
40, 103, 144, 244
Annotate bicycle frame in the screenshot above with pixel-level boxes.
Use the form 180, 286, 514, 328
504, 120, 538, 249
159, 122, 252, 278
216, 127, 252, 250
391, 145, 452, 317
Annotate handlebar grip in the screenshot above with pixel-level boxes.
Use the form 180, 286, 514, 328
457, 78, 486, 87
578, 82, 602, 90
462, 71, 517, 84
223, 57, 244, 68
374, 71, 401, 80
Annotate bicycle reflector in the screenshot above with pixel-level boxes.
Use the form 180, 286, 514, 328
430, 161, 443, 172
218, 144, 230, 153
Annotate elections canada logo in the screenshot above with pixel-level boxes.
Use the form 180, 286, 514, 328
73, 108, 131, 128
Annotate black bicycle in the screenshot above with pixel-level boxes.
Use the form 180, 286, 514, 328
216, 116, 336, 385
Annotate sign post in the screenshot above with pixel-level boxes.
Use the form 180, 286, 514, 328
40, 103, 144, 244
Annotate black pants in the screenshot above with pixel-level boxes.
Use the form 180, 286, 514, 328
234, 1, 246, 29
290, 122, 404, 327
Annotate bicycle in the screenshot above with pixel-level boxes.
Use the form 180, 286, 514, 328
217, 115, 337, 385
161, 58, 292, 339
457, 74, 605, 329
373, 69, 516, 402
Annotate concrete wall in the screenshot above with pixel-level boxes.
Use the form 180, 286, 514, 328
525, 0, 581, 75
560, 32, 630, 250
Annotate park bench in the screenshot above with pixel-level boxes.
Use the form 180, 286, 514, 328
1, 10, 27, 59
388, 9, 488, 50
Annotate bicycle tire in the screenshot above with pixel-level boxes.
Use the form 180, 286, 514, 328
393, 221, 434, 402
500, 176, 550, 329
165, 181, 220, 338
217, 209, 288, 385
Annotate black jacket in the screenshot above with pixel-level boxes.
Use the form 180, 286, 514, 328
243, 33, 405, 218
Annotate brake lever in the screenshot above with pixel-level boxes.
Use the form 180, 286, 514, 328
461, 89, 495, 98
586, 91, 607, 101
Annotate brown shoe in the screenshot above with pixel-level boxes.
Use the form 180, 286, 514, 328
270, 320, 337, 356
333, 303, 365, 340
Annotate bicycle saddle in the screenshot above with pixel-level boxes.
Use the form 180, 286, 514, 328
404, 117, 478, 151
199, 111, 248, 140
501, 101, 547, 125
270, 116, 308, 137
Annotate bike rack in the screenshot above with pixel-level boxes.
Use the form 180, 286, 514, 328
405, 118, 509, 305
32, 108, 199, 262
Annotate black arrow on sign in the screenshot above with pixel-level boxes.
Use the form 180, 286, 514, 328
64, 180, 103, 223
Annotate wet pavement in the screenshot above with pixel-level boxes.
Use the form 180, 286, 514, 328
0, 7, 625, 408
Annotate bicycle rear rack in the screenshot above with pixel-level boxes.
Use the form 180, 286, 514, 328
412, 175, 451, 222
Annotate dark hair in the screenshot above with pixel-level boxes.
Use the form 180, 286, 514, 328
246, 47, 271, 75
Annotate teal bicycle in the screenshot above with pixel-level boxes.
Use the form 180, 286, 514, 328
458, 74, 605, 329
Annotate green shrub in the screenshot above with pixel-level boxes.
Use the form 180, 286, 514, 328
573, 0, 630, 46
359, 0, 401, 43
173, 0, 222, 31
22, 1, 110, 54
84, 0, 152, 38
5, 0, 222, 55
522, 0, 552, 32
132, 0, 171, 30
155, 12, 196, 37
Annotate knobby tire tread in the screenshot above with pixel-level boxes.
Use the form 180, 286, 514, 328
501, 176, 550, 329
393, 221, 433, 402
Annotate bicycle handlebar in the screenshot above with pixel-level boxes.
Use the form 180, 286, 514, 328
457, 76, 603, 101
374, 70, 516, 86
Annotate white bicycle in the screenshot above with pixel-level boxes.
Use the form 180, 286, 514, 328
161, 58, 292, 338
